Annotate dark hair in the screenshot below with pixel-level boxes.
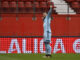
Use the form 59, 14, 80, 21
43, 16, 45, 21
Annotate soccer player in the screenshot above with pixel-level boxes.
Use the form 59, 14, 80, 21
43, 5, 53, 58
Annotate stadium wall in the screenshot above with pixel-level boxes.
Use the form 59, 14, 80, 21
0, 14, 80, 36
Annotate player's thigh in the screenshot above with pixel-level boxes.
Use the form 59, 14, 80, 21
44, 32, 51, 43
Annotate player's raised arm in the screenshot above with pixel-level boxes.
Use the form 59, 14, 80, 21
47, 5, 53, 19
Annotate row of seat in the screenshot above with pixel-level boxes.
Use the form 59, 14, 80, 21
65, 0, 80, 14
0, 1, 56, 14
66, 0, 80, 2
1, 0, 50, 2
71, 2, 80, 8
70, 1, 80, 13
0, 1, 54, 8
0, 8, 56, 14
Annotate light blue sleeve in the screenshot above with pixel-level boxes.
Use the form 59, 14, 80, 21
46, 7, 52, 19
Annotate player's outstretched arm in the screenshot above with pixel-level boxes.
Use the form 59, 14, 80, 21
47, 5, 53, 19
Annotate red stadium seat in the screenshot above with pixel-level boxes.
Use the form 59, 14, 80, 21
2, 0, 17, 1
71, 2, 80, 13
30, 0, 34, 1
71, 2, 80, 9
25, 2, 32, 13
18, 0, 27, 1
65, 0, 80, 14
40, 2, 47, 8
40, 2, 47, 12
72, 2, 80, 13
43, 0, 47, 1
2, 1, 9, 8
25, 2, 32, 8
0, 2, 1, 10
37, 0, 44, 2
18, 2, 24, 8
33, 2, 40, 13
10, 1, 17, 12
76, 0, 80, 2
1, 1, 9, 12
18, 2, 25, 12
1, 0, 10, 1
66, 0, 75, 2
37, 0, 47, 2
34, 2, 39, 8
10, 1, 17, 8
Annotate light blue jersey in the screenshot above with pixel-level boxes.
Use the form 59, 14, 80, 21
43, 17, 51, 33
43, 8, 52, 42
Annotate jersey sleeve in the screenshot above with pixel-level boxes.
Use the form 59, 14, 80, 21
47, 7, 52, 19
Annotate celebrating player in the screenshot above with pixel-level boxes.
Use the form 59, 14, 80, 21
43, 5, 53, 58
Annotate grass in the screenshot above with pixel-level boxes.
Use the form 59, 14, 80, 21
0, 54, 80, 60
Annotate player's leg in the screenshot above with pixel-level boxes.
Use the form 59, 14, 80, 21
44, 41, 51, 54
44, 42, 52, 58
47, 32, 51, 55
43, 32, 52, 58
46, 42, 51, 55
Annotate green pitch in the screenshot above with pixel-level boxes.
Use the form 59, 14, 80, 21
0, 54, 80, 60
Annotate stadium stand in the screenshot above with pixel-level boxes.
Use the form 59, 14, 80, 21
0, 0, 56, 13
52, 0, 76, 14
0, 0, 80, 36
65, 0, 80, 14
33, 2, 40, 12
71, 1, 80, 13
66, 0, 75, 2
